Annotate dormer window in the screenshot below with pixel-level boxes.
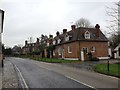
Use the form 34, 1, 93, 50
84, 31, 90, 39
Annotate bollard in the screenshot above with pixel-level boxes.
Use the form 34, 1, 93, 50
107, 60, 109, 72
1, 59, 4, 68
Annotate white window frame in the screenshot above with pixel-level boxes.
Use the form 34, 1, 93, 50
53, 40, 56, 45
65, 36, 69, 41
84, 31, 90, 39
58, 39, 61, 44
47, 43, 49, 46
82, 47, 88, 53
68, 46, 72, 53
91, 47, 96, 52
53, 50, 55, 56
58, 48, 61, 55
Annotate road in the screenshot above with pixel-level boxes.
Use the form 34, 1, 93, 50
7, 57, 94, 89
7, 57, 119, 89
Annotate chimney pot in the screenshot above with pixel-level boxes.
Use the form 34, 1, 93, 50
56, 31, 60, 36
95, 24, 100, 29
49, 35, 53, 38
63, 29, 67, 34
36, 38, 39, 43
25, 40, 28, 45
71, 25, 76, 30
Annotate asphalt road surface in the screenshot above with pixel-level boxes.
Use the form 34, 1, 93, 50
7, 57, 94, 89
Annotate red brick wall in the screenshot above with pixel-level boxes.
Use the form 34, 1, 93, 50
64, 42, 79, 58
54, 42, 79, 59
80, 41, 108, 58
54, 41, 108, 60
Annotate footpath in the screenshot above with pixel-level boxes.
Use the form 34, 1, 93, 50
0, 59, 19, 89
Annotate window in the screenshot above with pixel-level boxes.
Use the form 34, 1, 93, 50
68, 45, 72, 53
53, 50, 55, 56
58, 39, 61, 44
82, 47, 88, 53
84, 31, 90, 39
58, 47, 61, 55
69, 35, 72, 40
119, 47, 120, 56
91, 47, 96, 52
47, 43, 49, 46
65, 36, 69, 41
53, 41, 56, 45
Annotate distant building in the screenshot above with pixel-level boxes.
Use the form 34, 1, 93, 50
113, 44, 120, 59
22, 38, 40, 55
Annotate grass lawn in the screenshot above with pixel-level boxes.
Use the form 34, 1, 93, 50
94, 63, 120, 77
31, 57, 80, 63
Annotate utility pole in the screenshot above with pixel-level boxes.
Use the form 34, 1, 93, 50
0, 9, 5, 68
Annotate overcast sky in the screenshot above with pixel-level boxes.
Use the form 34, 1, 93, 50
0, 0, 119, 48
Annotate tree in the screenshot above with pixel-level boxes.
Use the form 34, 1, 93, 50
39, 34, 48, 58
75, 18, 93, 28
106, 2, 120, 34
106, 2, 120, 48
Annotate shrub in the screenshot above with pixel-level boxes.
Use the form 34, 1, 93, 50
92, 57, 99, 61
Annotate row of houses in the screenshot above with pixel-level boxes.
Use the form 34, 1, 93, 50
22, 24, 112, 61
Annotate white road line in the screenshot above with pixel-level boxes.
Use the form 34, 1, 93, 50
65, 75, 98, 90
14, 64, 29, 89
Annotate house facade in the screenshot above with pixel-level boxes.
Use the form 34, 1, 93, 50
48, 24, 109, 61
113, 44, 120, 59
22, 38, 40, 55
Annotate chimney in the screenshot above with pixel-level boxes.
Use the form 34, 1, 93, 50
49, 35, 53, 38
25, 40, 28, 45
71, 25, 76, 30
56, 31, 60, 36
95, 24, 100, 37
36, 38, 39, 43
63, 29, 67, 34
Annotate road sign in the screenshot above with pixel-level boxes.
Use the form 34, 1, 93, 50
0, 9, 4, 33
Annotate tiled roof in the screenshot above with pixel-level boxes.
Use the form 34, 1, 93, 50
53, 27, 108, 45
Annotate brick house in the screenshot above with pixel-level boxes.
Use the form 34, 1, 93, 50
49, 24, 109, 61
22, 38, 40, 55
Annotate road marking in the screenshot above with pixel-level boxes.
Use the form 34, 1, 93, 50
65, 75, 98, 90
14, 64, 29, 89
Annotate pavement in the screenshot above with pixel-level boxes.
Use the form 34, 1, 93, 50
0, 64, 2, 90
1, 58, 19, 89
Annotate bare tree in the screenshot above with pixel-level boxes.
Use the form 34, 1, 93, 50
75, 18, 93, 28
106, 2, 120, 34
106, 2, 120, 48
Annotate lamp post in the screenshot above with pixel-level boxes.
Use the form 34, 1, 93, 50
0, 9, 5, 67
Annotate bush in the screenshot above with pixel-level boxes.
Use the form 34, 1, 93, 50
91, 57, 99, 61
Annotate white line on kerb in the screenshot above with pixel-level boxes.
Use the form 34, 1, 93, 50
14, 64, 29, 89
65, 75, 97, 90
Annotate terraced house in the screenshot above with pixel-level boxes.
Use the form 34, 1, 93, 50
47, 24, 109, 61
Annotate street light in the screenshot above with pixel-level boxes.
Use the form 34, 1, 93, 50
0, 9, 5, 67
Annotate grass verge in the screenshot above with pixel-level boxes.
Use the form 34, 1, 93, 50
31, 57, 80, 63
16, 55, 80, 63
94, 63, 120, 78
